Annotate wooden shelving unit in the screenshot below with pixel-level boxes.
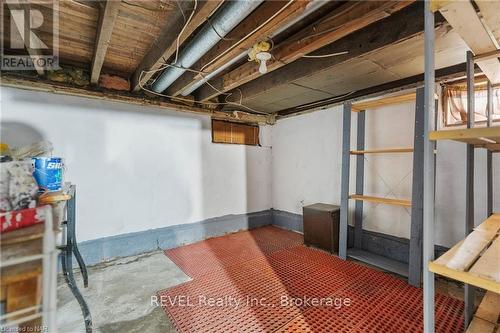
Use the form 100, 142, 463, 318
339, 90, 424, 286
466, 291, 500, 333
351, 92, 416, 112
429, 127, 500, 152
350, 147, 414, 155
422, 12, 500, 327
429, 214, 500, 293
349, 195, 412, 207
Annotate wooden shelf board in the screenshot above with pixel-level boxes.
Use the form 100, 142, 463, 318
350, 147, 414, 155
465, 291, 500, 333
429, 214, 500, 294
480, 143, 500, 152
351, 92, 416, 112
348, 248, 408, 277
429, 127, 500, 149
429, 261, 500, 294
466, 316, 496, 333
474, 291, 500, 324
349, 195, 411, 207
475, 213, 500, 233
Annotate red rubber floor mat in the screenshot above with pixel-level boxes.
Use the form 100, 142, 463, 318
159, 226, 464, 333
164, 226, 303, 277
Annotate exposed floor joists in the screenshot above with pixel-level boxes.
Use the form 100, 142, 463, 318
130, 0, 223, 92
216, 3, 434, 107
1, 0, 480, 120
194, 0, 415, 102
277, 62, 469, 117
90, 0, 121, 84
246, 21, 467, 114
165, 0, 312, 97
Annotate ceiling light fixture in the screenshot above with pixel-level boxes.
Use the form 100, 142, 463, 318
256, 51, 272, 74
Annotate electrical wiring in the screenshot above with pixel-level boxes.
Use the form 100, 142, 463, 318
200, 0, 295, 72
122, 0, 174, 11
139, 0, 352, 115
138, 65, 268, 115
307, 25, 341, 38
146, 0, 197, 87
290, 90, 358, 111
173, 0, 198, 65
302, 51, 348, 58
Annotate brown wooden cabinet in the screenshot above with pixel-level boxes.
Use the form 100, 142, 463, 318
303, 203, 340, 253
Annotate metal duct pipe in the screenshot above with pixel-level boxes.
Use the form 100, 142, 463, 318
152, 0, 263, 93
180, 0, 328, 96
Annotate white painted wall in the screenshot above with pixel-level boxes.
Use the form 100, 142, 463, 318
0, 87, 272, 242
2, 85, 497, 248
271, 102, 500, 248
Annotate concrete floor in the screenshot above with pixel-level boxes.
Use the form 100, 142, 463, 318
57, 251, 190, 333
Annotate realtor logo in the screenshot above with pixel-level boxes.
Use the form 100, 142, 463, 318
1, 0, 59, 71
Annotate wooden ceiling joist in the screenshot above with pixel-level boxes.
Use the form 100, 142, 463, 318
90, 0, 121, 84
277, 62, 468, 117
195, 0, 415, 102
130, 0, 223, 92
435, 0, 500, 84
0, 75, 271, 125
165, 0, 311, 97
206, 3, 430, 105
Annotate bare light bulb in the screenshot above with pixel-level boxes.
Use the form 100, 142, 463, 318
256, 52, 271, 74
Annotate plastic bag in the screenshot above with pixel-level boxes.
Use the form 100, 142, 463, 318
0, 161, 39, 212
11, 141, 53, 160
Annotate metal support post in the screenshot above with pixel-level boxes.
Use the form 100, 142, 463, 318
409, 87, 425, 287
339, 102, 352, 260
354, 111, 365, 249
464, 50, 476, 327
487, 81, 493, 217
423, 1, 436, 332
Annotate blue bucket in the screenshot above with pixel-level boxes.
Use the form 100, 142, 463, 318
32, 157, 64, 192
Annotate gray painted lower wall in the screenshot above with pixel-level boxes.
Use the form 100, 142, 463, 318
270, 209, 448, 263
77, 208, 447, 267
271, 209, 303, 233
78, 210, 272, 266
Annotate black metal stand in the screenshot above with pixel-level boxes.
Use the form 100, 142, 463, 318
59, 185, 92, 333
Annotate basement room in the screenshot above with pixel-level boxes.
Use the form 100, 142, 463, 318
1, 0, 499, 332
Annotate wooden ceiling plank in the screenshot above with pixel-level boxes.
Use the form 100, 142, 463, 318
90, 0, 121, 84
277, 62, 468, 117
438, 1, 500, 84
200, 3, 429, 104
475, 0, 500, 44
6, 1, 45, 75
165, 0, 311, 97
196, 0, 415, 102
130, 0, 223, 92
